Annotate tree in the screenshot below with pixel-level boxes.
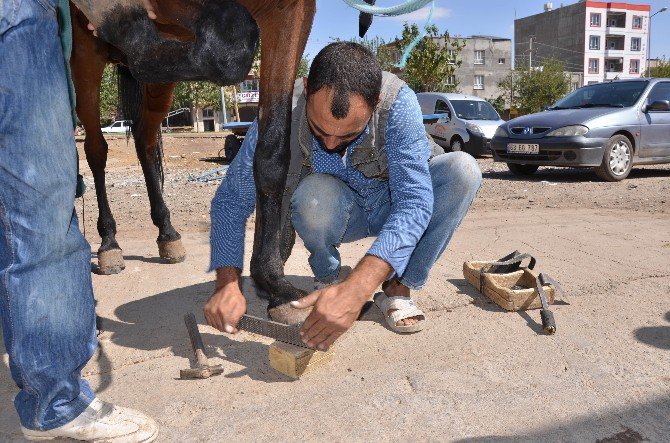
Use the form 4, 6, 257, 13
498, 59, 570, 115
486, 96, 506, 117
395, 24, 465, 93
98, 64, 119, 125
650, 58, 670, 78
348, 35, 396, 72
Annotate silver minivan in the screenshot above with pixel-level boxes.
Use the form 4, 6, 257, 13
417, 92, 505, 156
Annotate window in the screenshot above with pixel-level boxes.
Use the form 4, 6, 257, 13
608, 40, 616, 49
474, 75, 484, 90
434, 99, 452, 119
632, 15, 642, 29
203, 108, 214, 118
474, 50, 485, 65
446, 75, 457, 86
447, 49, 456, 64
647, 82, 670, 105
588, 58, 600, 74
589, 35, 600, 50
498, 58, 505, 64
631, 37, 641, 51
590, 13, 601, 27
111, 122, 121, 128
629, 59, 640, 74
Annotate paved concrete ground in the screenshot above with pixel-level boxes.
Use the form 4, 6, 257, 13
2, 205, 669, 442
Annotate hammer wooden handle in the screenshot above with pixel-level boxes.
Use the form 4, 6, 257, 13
184, 313, 208, 367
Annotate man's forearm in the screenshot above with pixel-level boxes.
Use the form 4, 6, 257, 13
342, 255, 393, 302
215, 266, 243, 291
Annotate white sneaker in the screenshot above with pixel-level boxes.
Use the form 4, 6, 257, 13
21, 398, 158, 442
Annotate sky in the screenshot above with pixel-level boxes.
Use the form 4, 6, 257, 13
305, 0, 670, 63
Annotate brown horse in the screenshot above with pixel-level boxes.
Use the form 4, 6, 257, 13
71, 0, 378, 316
70, 0, 314, 312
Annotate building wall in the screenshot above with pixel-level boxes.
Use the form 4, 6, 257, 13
583, 2, 649, 84
434, 36, 512, 102
514, 2, 586, 73
515, 2, 650, 85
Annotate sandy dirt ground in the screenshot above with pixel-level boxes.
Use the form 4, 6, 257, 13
1, 135, 669, 442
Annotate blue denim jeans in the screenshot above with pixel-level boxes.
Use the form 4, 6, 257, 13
291, 151, 482, 289
0, 0, 97, 431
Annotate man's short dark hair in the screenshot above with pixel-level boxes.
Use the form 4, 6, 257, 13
306, 42, 382, 119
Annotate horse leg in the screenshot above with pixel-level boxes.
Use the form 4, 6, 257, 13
71, 11, 125, 274
249, 1, 316, 321
135, 82, 186, 263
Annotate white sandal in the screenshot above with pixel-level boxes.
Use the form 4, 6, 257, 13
373, 292, 426, 333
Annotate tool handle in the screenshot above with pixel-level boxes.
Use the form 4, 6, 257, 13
184, 313, 208, 366
540, 309, 556, 335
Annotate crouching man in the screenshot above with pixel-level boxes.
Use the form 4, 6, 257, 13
205, 42, 481, 351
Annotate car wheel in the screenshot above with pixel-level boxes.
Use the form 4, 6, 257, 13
594, 135, 633, 182
507, 163, 539, 176
449, 137, 463, 152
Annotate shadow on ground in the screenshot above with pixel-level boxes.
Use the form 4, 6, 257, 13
634, 311, 670, 351
456, 393, 670, 441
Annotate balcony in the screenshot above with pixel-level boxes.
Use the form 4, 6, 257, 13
605, 58, 624, 75
605, 11, 626, 29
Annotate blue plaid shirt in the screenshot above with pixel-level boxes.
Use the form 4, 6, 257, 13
210, 85, 433, 277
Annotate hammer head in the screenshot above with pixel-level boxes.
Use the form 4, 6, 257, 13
180, 364, 224, 379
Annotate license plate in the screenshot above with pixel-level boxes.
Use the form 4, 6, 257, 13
507, 143, 539, 154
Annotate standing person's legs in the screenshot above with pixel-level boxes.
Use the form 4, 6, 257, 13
399, 151, 482, 290
290, 174, 369, 283
0, 0, 97, 430
0, 1, 157, 439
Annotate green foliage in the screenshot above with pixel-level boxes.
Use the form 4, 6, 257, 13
171, 81, 222, 111
98, 64, 119, 125
486, 95, 506, 116
498, 59, 570, 115
349, 35, 396, 72
650, 58, 670, 78
396, 23, 465, 93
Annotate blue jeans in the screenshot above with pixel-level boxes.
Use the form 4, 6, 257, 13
291, 152, 482, 289
0, 0, 97, 431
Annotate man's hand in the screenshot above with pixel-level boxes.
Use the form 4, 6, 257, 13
86, 0, 157, 36
204, 267, 246, 334
291, 281, 366, 350
140, 0, 158, 20
291, 255, 393, 350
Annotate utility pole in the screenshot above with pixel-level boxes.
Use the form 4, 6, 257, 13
647, 7, 668, 78
220, 86, 228, 125
529, 36, 533, 71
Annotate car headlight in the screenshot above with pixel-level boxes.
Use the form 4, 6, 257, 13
494, 126, 508, 138
466, 122, 484, 135
546, 125, 589, 137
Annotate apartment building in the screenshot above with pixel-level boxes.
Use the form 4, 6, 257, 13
445, 35, 512, 100
515, 1, 650, 85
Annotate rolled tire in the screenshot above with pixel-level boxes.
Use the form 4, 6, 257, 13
507, 163, 539, 176
594, 134, 633, 182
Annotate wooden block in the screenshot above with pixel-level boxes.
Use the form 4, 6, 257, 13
268, 341, 334, 379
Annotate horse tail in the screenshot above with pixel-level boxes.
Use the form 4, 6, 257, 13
117, 64, 165, 191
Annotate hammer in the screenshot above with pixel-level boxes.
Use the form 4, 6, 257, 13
180, 313, 223, 379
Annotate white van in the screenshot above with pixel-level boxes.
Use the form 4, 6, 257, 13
101, 120, 132, 134
417, 92, 504, 156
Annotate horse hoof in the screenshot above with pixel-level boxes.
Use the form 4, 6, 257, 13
97, 249, 125, 275
268, 302, 312, 325
157, 239, 186, 264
